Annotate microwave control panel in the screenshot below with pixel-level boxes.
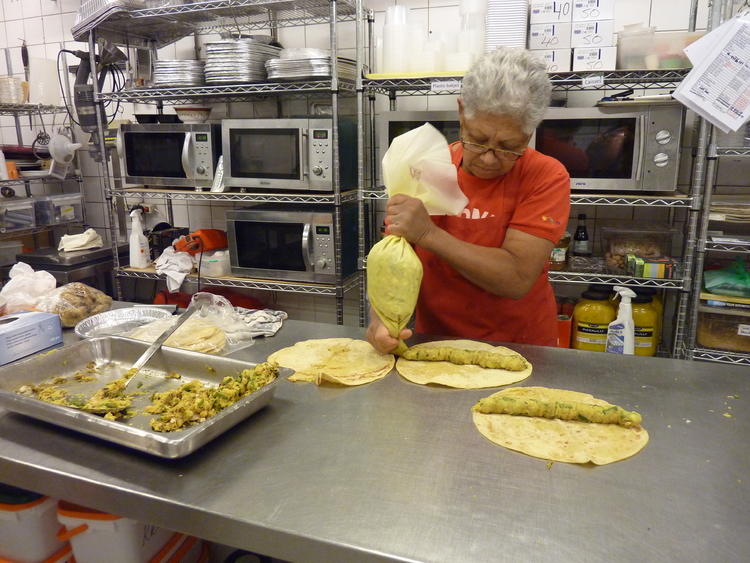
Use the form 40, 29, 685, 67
312, 223, 336, 274
308, 128, 333, 190
190, 132, 214, 180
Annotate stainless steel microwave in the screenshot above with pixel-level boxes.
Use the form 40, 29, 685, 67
221, 117, 357, 192
226, 203, 358, 283
116, 123, 221, 189
530, 103, 685, 192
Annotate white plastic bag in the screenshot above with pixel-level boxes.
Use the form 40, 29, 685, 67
0, 262, 57, 314
382, 122, 468, 215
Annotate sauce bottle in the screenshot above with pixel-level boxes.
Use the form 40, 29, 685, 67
572, 290, 616, 352
631, 294, 659, 356
572, 213, 591, 256
549, 231, 571, 270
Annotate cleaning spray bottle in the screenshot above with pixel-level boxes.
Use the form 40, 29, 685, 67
605, 286, 636, 354
129, 206, 150, 269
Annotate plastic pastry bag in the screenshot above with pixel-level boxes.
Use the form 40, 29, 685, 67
124, 292, 254, 355
367, 235, 423, 356
0, 262, 57, 314
703, 256, 750, 298
382, 122, 468, 215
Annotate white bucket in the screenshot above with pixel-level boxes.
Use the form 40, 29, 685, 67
0, 496, 67, 563
56, 501, 174, 563
149, 533, 207, 563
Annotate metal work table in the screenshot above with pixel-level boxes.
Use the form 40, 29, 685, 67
0, 319, 748, 563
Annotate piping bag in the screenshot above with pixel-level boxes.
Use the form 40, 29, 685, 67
367, 123, 467, 355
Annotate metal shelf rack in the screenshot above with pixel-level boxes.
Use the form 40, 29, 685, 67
107, 188, 358, 205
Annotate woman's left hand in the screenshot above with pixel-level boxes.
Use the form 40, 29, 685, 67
385, 194, 436, 245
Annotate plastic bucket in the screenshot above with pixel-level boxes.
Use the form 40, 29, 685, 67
149, 533, 206, 563
56, 501, 174, 563
0, 492, 67, 563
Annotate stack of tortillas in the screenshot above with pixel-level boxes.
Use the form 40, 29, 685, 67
396, 340, 532, 388
129, 316, 227, 354
268, 338, 395, 385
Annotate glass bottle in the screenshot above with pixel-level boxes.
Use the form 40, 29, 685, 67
572, 213, 590, 256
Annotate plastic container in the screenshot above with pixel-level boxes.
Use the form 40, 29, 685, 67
631, 294, 659, 356
0, 485, 67, 563
601, 221, 677, 272
0, 199, 36, 233
33, 194, 84, 226
56, 501, 175, 563
200, 250, 230, 277
0, 240, 22, 266
572, 290, 616, 352
696, 305, 750, 353
129, 208, 150, 269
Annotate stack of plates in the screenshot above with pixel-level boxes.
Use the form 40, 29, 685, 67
153, 60, 206, 87
485, 0, 528, 50
204, 40, 282, 84
265, 55, 357, 82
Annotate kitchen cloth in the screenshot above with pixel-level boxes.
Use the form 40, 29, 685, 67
234, 307, 289, 337
155, 246, 193, 291
58, 228, 103, 251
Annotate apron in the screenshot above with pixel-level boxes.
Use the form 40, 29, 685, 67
414, 152, 558, 346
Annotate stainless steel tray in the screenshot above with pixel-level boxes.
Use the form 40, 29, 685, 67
0, 336, 291, 458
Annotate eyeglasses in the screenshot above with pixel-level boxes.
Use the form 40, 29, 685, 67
460, 136, 526, 161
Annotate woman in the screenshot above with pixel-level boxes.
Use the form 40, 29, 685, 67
367, 47, 571, 352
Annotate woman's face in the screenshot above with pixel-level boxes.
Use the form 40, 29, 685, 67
458, 101, 530, 180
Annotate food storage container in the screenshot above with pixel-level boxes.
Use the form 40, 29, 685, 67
0, 240, 23, 266
0, 199, 36, 233
0, 484, 67, 563
696, 305, 750, 353
33, 194, 84, 226
56, 501, 175, 563
601, 221, 677, 272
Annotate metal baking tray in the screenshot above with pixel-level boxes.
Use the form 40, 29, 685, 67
0, 336, 291, 458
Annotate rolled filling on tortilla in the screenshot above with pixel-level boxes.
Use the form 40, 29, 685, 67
472, 395, 642, 428
401, 347, 527, 371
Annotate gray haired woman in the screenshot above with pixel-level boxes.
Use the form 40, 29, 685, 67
367, 47, 571, 351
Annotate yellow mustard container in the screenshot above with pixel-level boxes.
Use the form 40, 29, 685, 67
631, 294, 659, 356
635, 288, 664, 345
572, 290, 616, 352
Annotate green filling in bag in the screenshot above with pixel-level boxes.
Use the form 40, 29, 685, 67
367, 235, 423, 355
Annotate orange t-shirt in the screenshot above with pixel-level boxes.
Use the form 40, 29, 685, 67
414, 144, 570, 346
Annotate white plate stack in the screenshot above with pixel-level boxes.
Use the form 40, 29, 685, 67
485, 0, 528, 51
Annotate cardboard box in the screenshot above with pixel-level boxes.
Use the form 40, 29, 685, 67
571, 19, 615, 48
626, 254, 679, 279
531, 49, 572, 72
572, 0, 615, 21
529, 2, 574, 24
529, 22, 572, 50
572, 46, 617, 71
0, 311, 63, 365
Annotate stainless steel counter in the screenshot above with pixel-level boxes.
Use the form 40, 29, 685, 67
0, 319, 748, 563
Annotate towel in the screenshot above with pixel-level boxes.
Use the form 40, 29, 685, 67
155, 246, 194, 292
58, 228, 103, 251
234, 307, 288, 337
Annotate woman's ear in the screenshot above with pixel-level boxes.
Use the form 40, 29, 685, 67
457, 98, 464, 117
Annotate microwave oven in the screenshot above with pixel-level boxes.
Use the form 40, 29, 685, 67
226, 203, 358, 283
117, 123, 221, 189
221, 117, 357, 192
530, 103, 685, 192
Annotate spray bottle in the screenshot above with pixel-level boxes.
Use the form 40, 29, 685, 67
129, 206, 150, 269
605, 286, 636, 354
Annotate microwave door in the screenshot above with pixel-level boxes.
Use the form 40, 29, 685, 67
301, 222, 313, 272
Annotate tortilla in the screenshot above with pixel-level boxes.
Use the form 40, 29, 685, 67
472, 387, 649, 465
267, 338, 395, 386
129, 317, 226, 354
395, 340, 531, 388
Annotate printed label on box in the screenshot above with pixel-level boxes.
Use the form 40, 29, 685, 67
573, 46, 617, 71
573, 0, 615, 21
571, 20, 615, 47
531, 49, 572, 72
530, 1, 573, 23
529, 23, 573, 50
739, 324, 750, 337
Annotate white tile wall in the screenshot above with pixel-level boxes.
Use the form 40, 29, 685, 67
0, 0, 713, 320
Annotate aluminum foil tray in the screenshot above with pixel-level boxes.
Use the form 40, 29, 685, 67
0, 336, 290, 458
74, 307, 173, 339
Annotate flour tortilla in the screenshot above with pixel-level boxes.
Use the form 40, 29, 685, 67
472, 387, 649, 465
128, 316, 226, 354
395, 340, 531, 388
268, 338, 395, 386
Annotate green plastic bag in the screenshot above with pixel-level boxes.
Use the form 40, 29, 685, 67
704, 256, 750, 298
367, 235, 423, 355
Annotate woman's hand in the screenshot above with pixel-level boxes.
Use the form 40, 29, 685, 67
366, 307, 412, 354
385, 194, 436, 246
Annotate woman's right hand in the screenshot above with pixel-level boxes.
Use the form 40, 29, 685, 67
366, 307, 412, 355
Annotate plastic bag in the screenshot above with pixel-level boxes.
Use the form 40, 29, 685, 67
0, 262, 57, 314
704, 256, 750, 298
382, 123, 468, 215
36, 282, 113, 327
367, 235, 423, 355
124, 292, 254, 355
